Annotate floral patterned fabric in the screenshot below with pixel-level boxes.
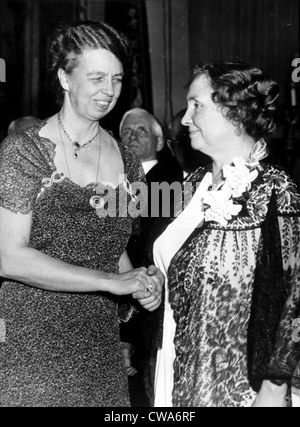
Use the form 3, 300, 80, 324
0, 120, 145, 407
167, 164, 300, 407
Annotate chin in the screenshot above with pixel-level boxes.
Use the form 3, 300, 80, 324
92, 103, 116, 120
191, 138, 205, 152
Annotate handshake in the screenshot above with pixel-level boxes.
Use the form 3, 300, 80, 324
131, 265, 165, 313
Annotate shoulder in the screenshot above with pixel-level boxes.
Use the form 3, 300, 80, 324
119, 141, 140, 167
185, 164, 211, 183
261, 164, 300, 215
0, 130, 29, 156
114, 138, 145, 180
0, 120, 55, 178
116, 138, 137, 162
1, 120, 54, 162
102, 129, 146, 184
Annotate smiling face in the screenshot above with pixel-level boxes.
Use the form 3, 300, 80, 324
59, 48, 124, 121
182, 74, 238, 158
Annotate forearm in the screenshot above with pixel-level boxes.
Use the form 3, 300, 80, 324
0, 209, 152, 297
119, 250, 133, 273
0, 246, 111, 293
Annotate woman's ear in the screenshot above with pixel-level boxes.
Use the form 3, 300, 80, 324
156, 136, 165, 153
57, 68, 69, 92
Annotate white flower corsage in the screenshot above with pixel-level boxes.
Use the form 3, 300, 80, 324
223, 158, 259, 198
203, 184, 243, 226
202, 139, 268, 226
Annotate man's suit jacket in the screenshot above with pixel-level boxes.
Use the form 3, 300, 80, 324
127, 161, 182, 267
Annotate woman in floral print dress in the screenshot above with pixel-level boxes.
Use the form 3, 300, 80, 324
153, 61, 300, 407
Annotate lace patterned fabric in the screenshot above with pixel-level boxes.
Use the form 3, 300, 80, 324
167, 164, 300, 407
0, 120, 146, 407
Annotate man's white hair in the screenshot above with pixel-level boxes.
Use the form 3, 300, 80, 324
119, 108, 164, 142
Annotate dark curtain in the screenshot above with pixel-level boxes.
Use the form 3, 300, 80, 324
0, 0, 152, 141
189, 0, 299, 95
0, 0, 27, 141
38, 0, 79, 119
0, 0, 78, 141
101, 0, 153, 137
188, 0, 300, 185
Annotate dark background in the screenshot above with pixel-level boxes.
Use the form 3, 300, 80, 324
0, 0, 299, 183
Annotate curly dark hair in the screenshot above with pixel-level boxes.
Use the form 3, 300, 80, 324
47, 21, 130, 105
190, 61, 279, 140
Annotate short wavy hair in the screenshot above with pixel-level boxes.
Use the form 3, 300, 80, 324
47, 21, 130, 106
190, 61, 279, 140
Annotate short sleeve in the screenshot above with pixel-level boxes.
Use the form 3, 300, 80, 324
0, 130, 53, 214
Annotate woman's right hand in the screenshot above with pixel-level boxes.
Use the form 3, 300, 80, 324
107, 267, 156, 297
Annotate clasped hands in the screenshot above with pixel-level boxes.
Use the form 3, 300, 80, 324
132, 265, 164, 312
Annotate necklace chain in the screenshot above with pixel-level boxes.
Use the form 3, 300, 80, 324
57, 111, 100, 159
57, 114, 102, 186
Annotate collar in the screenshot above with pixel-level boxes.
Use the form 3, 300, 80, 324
142, 160, 158, 175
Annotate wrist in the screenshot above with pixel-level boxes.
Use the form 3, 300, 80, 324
121, 342, 134, 357
98, 272, 117, 293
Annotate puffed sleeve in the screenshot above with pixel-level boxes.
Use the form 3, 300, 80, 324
0, 130, 52, 214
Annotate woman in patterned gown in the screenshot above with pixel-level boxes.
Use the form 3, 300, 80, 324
0, 21, 163, 407
153, 61, 300, 407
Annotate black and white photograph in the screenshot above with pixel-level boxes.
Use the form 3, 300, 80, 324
0, 0, 299, 410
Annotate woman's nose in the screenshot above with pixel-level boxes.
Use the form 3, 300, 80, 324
181, 109, 191, 127
102, 80, 115, 97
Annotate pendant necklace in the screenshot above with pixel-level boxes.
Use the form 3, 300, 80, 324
57, 115, 104, 209
57, 111, 100, 159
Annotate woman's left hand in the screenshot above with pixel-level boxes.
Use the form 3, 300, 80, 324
122, 342, 138, 377
132, 265, 164, 312
252, 380, 288, 407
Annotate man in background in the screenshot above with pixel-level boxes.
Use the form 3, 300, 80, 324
119, 107, 179, 267
119, 108, 179, 406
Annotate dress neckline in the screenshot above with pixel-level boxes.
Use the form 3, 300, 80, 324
34, 118, 130, 191
62, 175, 126, 192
